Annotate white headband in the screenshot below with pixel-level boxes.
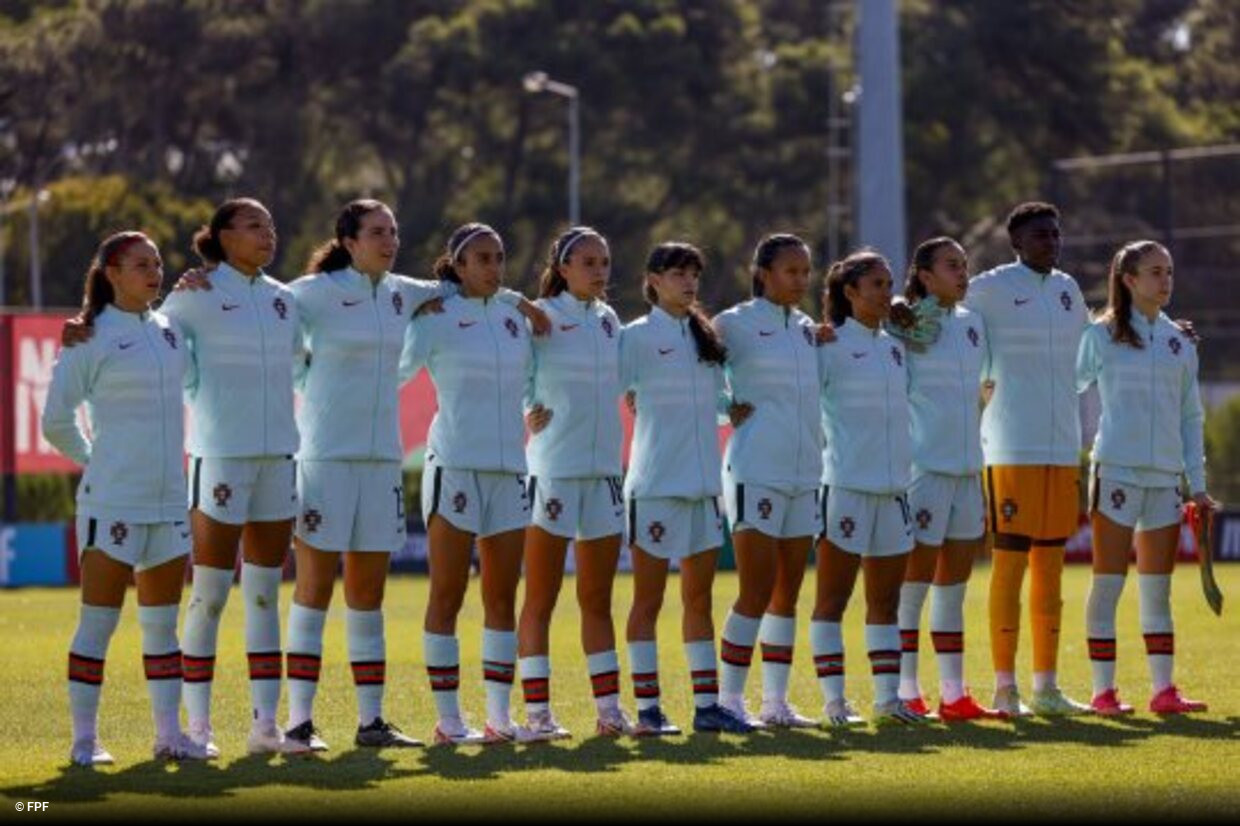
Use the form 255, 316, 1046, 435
450, 227, 499, 261
557, 230, 603, 265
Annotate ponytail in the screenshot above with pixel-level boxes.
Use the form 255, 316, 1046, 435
81, 231, 153, 322
1103, 239, 1165, 349
824, 248, 888, 326
644, 241, 727, 366
305, 198, 388, 273
192, 197, 266, 266
435, 222, 502, 284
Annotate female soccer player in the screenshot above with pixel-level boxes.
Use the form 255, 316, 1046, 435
811, 248, 925, 726
620, 241, 753, 735
517, 226, 635, 738
43, 232, 208, 764
59, 199, 306, 756
895, 237, 1003, 721
1078, 240, 1214, 715
713, 234, 823, 729
400, 223, 539, 745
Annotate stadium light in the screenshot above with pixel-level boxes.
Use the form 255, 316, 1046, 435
523, 71, 580, 224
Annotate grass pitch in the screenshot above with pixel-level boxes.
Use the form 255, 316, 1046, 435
1, 565, 1237, 822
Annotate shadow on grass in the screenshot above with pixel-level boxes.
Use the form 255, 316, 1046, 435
4, 715, 1236, 801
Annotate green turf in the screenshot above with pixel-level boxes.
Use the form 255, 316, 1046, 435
1, 565, 1237, 820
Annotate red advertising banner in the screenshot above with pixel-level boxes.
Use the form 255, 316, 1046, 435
2, 312, 77, 474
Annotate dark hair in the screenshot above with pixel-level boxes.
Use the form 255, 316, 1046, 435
643, 242, 727, 366
432, 222, 502, 284
82, 231, 155, 322
1103, 239, 1167, 350
904, 236, 961, 302
305, 199, 389, 273
538, 226, 606, 298
192, 197, 267, 266
750, 233, 810, 298
824, 248, 889, 326
1005, 201, 1060, 240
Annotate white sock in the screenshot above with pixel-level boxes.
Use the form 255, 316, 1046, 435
347, 608, 385, 727
995, 671, 1017, 691
68, 604, 121, 744
810, 620, 845, 704
628, 640, 660, 711
898, 582, 930, 700
587, 650, 621, 714
1139, 574, 1175, 692
1086, 573, 1126, 695
866, 623, 901, 707
718, 610, 761, 705
482, 628, 516, 724
1032, 671, 1056, 693
684, 639, 718, 709
758, 613, 796, 702
930, 582, 966, 703
520, 655, 551, 715
424, 632, 461, 721
285, 603, 326, 728
241, 563, 283, 726
139, 604, 183, 741
181, 565, 233, 727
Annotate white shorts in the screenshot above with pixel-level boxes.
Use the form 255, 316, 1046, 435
422, 456, 530, 539
190, 456, 298, 525
627, 496, 723, 561
76, 512, 191, 572
820, 486, 914, 557
296, 460, 406, 553
528, 475, 625, 541
908, 471, 986, 546
1090, 476, 1181, 532
723, 475, 820, 539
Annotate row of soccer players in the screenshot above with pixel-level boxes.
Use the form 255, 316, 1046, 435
44, 197, 1212, 766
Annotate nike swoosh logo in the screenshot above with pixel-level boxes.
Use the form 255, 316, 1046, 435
458, 321, 478, 328
758, 330, 775, 337
1014, 298, 1030, 306
342, 299, 363, 307
851, 352, 867, 359
559, 324, 579, 331
658, 347, 674, 356
221, 303, 241, 311
118, 341, 135, 350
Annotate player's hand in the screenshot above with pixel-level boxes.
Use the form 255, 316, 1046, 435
728, 401, 755, 427
519, 299, 552, 337
624, 390, 637, 417
526, 404, 553, 434
174, 266, 214, 292
981, 379, 996, 406
814, 323, 837, 345
414, 297, 445, 317
1192, 491, 1220, 518
1174, 318, 1201, 344
61, 314, 94, 347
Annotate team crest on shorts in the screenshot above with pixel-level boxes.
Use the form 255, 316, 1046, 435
1060, 291, 1073, 312
890, 346, 902, 367
272, 297, 288, 320
648, 521, 666, 543
213, 483, 232, 508
1168, 336, 1182, 356
392, 292, 404, 316
452, 492, 468, 514
1000, 498, 1018, 523
916, 508, 933, 530
302, 509, 322, 533
601, 318, 615, 338
967, 326, 980, 348
504, 317, 520, 338
162, 328, 178, 349
757, 498, 773, 520
1110, 488, 1127, 510
110, 521, 128, 546
544, 498, 563, 522
839, 516, 856, 539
